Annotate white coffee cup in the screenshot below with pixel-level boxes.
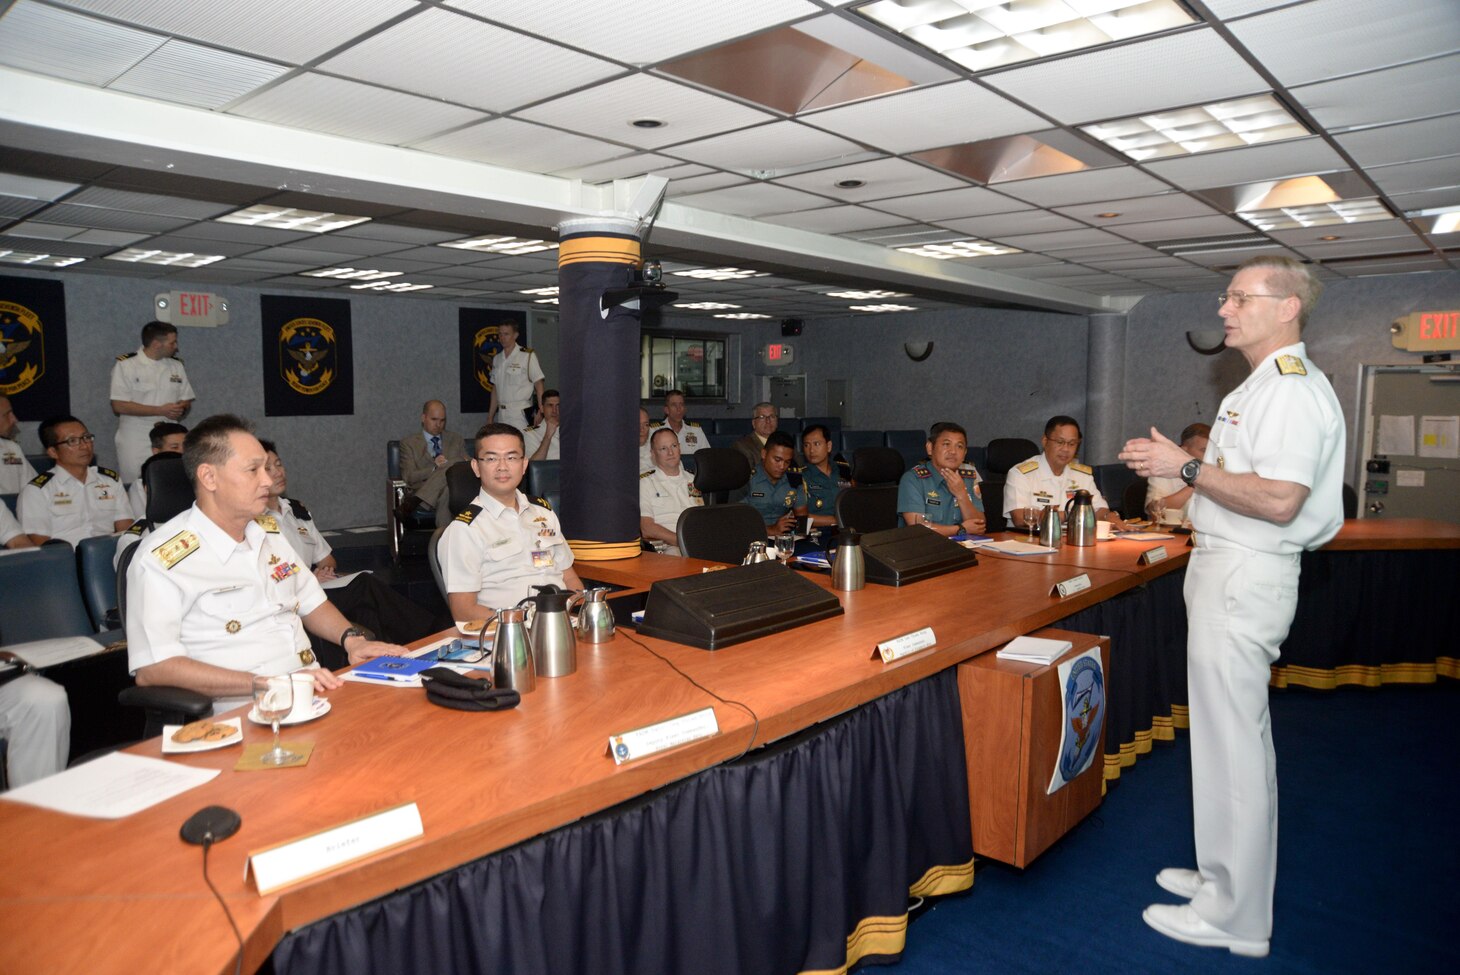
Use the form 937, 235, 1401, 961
1161, 507, 1184, 525
1096, 521, 1113, 540
287, 671, 317, 721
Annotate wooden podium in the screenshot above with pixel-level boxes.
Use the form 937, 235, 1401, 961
956, 629, 1111, 867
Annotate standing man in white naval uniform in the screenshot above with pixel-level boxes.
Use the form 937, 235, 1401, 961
110, 321, 195, 483
1121, 256, 1344, 957
486, 320, 544, 432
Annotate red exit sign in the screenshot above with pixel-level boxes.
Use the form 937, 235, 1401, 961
155, 291, 230, 327
760, 342, 796, 366
1391, 310, 1460, 352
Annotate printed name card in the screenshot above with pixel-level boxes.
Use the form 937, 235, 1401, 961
247, 802, 423, 895
1139, 545, 1169, 566
609, 707, 719, 765
1050, 573, 1092, 598
872, 627, 937, 663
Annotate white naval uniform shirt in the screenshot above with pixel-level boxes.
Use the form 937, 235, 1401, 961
489, 346, 544, 416
638, 442, 654, 473
0, 437, 36, 494
17, 465, 131, 544
269, 499, 332, 568
440, 488, 574, 611
1002, 453, 1108, 517
128, 479, 147, 521
109, 348, 195, 481
523, 423, 560, 460
651, 419, 708, 457
1144, 474, 1188, 522
126, 505, 327, 712
638, 466, 702, 556
0, 500, 22, 546
1189, 342, 1344, 555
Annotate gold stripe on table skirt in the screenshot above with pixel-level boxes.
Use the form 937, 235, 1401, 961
1269, 660, 1458, 690
557, 235, 640, 266
566, 538, 643, 561
799, 914, 907, 975
909, 856, 975, 897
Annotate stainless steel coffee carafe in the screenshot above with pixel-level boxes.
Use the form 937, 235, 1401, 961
1037, 506, 1062, 547
573, 587, 615, 644
830, 530, 864, 591
1066, 490, 1097, 547
520, 584, 578, 678
488, 606, 535, 694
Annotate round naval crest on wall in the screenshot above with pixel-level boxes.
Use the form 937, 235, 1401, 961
279, 317, 335, 396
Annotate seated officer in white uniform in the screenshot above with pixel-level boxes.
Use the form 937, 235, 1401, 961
17, 416, 133, 546
0, 652, 69, 787
1144, 423, 1211, 524
1, 501, 35, 550
523, 389, 561, 461
127, 422, 187, 520
439, 423, 583, 621
126, 415, 404, 714
0, 395, 37, 495
639, 427, 703, 555
1004, 415, 1126, 530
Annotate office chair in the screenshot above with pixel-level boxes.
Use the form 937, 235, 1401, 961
835, 486, 900, 533
849, 446, 905, 486
428, 526, 449, 603
0, 542, 94, 644
883, 429, 926, 471
76, 535, 121, 632
525, 459, 560, 512
386, 440, 437, 563
675, 504, 767, 564
690, 447, 752, 505
1122, 479, 1149, 520
141, 453, 193, 523
445, 461, 479, 516
981, 437, 1039, 534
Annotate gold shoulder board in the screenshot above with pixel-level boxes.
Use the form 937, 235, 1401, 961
1275, 355, 1307, 376
153, 530, 200, 569
1015, 460, 1040, 474
1070, 462, 1093, 475
256, 513, 280, 533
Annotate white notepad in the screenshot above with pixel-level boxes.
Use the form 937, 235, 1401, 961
996, 634, 1074, 665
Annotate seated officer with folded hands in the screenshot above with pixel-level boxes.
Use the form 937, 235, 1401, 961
797, 424, 850, 528
897, 421, 986, 536
744, 430, 801, 536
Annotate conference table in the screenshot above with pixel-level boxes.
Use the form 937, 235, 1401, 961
1, 519, 1454, 974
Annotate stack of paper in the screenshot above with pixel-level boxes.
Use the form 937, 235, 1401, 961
996, 635, 1073, 665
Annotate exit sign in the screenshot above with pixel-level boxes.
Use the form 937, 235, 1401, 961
1391, 310, 1459, 352
155, 291, 230, 328
760, 342, 796, 366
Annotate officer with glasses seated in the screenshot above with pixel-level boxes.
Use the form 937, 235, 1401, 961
17, 415, 133, 546
1004, 415, 1125, 531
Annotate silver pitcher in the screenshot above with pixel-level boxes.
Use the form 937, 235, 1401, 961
743, 540, 773, 564
573, 587, 615, 644
1037, 506, 1062, 547
488, 606, 535, 694
1066, 489, 1097, 547
521, 585, 577, 678
830, 529, 865, 591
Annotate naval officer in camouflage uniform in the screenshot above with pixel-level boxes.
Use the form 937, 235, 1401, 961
896, 421, 985, 536
126, 415, 403, 715
1004, 415, 1126, 530
744, 430, 800, 536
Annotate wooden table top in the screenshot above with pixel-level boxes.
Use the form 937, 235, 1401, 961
1, 517, 1450, 974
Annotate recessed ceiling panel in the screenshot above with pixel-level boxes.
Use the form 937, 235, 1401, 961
773, 157, 964, 203
803, 82, 1046, 154
522, 74, 773, 150
132, 235, 263, 256
673, 182, 830, 218
1294, 236, 1431, 259
411, 118, 628, 172
760, 205, 904, 234
1054, 194, 1220, 225
1337, 115, 1460, 170
26, 205, 192, 233
330, 223, 464, 245
668, 121, 864, 174
1267, 219, 1417, 247
1110, 214, 1253, 242
321, 8, 623, 113
108, 39, 290, 109
0, 197, 46, 221
665, 172, 751, 197
871, 186, 1029, 222
553, 153, 682, 182
66, 187, 236, 219
51, 0, 418, 65
983, 30, 1266, 126
1292, 54, 1460, 131
1366, 156, 1460, 197
1144, 138, 1346, 190
447, 0, 818, 65
168, 223, 312, 246
997, 167, 1170, 208
0, 1, 163, 86
0, 173, 83, 202
938, 210, 1084, 237
232, 73, 487, 145
1201, 0, 1293, 16
992, 228, 1132, 252
1228, 0, 1460, 89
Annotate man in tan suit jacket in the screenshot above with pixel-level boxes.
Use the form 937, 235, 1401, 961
397, 400, 469, 526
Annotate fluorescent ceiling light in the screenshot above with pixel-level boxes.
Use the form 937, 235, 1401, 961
519, 286, 559, 296
1406, 205, 1460, 235
856, 0, 1196, 73
675, 301, 742, 310
1082, 93, 1308, 161
349, 280, 433, 292
672, 267, 769, 281
439, 236, 558, 255
1237, 198, 1392, 232
826, 289, 910, 299
303, 267, 403, 281
897, 239, 1021, 259
849, 303, 918, 312
105, 248, 225, 267
714, 312, 773, 319
216, 204, 371, 233
534, 298, 559, 304
0, 250, 84, 267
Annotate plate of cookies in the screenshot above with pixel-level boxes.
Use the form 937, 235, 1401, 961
162, 717, 244, 753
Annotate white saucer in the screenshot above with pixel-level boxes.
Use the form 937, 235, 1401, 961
248, 696, 331, 726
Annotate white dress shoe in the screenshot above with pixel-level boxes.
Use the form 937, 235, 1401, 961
1155, 867, 1203, 899
1142, 903, 1269, 957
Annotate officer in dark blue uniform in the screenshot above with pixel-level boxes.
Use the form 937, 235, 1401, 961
744, 430, 801, 536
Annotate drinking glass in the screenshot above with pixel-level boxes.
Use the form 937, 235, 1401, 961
1023, 506, 1041, 540
252, 675, 299, 766
777, 531, 796, 563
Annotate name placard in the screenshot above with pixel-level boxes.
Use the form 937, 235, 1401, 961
1139, 546, 1169, 565
1050, 573, 1092, 598
871, 627, 937, 663
247, 802, 423, 895
609, 707, 719, 765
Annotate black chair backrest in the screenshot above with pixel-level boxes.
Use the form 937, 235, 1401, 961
142, 454, 193, 524
115, 538, 142, 628
1342, 482, 1357, 519
985, 438, 1039, 476
713, 417, 753, 436
1120, 479, 1146, 520
445, 461, 479, 516
386, 440, 403, 479
1, 493, 15, 515
76, 535, 118, 631
883, 429, 925, 469
835, 485, 900, 533
675, 504, 766, 564
850, 446, 905, 486
526, 459, 561, 511
427, 525, 448, 601
982, 481, 1007, 534
839, 429, 883, 455
691, 447, 752, 505
0, 542, 92, 643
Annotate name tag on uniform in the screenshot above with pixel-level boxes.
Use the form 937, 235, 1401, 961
531, 546, 555, 569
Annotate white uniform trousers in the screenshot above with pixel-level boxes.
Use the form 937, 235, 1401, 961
0, 674, 70, 786
1183, 541, 1299, 941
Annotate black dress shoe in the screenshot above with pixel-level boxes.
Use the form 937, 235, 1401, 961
396, 495, 423, 520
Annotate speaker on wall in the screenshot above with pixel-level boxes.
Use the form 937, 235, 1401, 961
781, 318, 804, 337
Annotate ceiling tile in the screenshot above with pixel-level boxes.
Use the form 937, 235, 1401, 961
673, 182, 830, 217
840, 224, 967, 246
1110, 214, 1254, 243
65, 187, 236, 219
134, 235, 265, 256
107, 38, 290, 109
552, 153, 683, 182
870, 186, 1029, 222
1228, 0, 1460, 89
1054, 194, 1220, 225
665, 172, 752, 197
246, 245, 365, 266
321, 7, 623, 113
522, 74, 774, 149
990, 228, 1132, 252
167, 223, 313, 246
411, 118, 631, 172
1294, 235, 1431, 259
1267, 219, 1417, 247
668, 121, 865, 173
983, 29, 1266, 126
0, 197, 48, 221
1052, 243, 1166, 262
773, 157, 964, 202
25, 205, 193, 233
1143, 138, 1347, 190
329, 224, 465, 245
760, 205, 904, 234
232, 72, 487, 144
0, 173, 83, 202
1292, 53, 1460, 131
996, 167, 1170, 208
938, 210, 1083, 237
1389, 188, 1460, 213
447, 0, 819, 65
0, 0, 163, 86
1336, 114, 1460, 169
1202, 0, 1295, 16
1366, 155, 1460, 196
803, 82, 1046, 154
51, 0, 418, 65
